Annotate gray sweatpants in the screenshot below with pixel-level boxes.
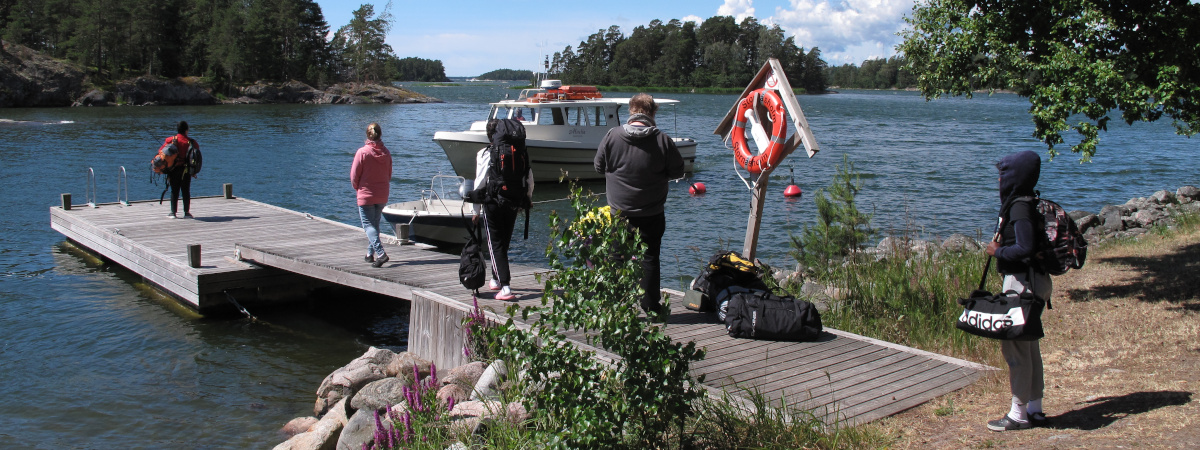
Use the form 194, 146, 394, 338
1001, 271, 1052, 404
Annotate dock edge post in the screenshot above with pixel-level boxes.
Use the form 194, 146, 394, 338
398, 223, 411, 245
61, 193, 72, 211
223, 183, 234, 199
188, 244, 201, 268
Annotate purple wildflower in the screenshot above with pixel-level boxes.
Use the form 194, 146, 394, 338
446, 396, 455, 412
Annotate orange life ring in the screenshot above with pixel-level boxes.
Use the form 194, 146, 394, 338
731, 88, 787, 175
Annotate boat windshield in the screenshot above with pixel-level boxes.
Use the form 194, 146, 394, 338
489, 105, 536, 124
534, 105, 620, 127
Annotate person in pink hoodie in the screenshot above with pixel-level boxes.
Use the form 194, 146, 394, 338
351, 123, 393, 267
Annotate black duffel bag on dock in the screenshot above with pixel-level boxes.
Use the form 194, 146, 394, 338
721, 287, 822, 342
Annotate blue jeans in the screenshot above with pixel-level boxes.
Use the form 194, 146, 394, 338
358, 203, 386, 257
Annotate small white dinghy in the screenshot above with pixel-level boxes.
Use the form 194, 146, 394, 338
382, 175, 474, 248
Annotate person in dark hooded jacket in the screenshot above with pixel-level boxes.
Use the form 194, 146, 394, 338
985, 150, 1052, 431
595, 93, 685, 321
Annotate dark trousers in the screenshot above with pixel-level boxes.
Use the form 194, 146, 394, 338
168, 168, 191, 215
482, 203, 519, 285
626, 212, 665, 314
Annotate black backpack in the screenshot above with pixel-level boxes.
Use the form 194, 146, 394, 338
459, 222, 485, 291
186, 138, 202, 176
722, 288, 823, 342
466, 118, 532, 239
478, 118, 531, 209
1003, 194, 1087, 276
687, 251, 766, 312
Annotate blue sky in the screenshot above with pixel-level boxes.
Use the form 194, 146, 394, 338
314, 0, 915, 77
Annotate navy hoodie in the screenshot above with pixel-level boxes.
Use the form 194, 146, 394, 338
995, 150, 1042, 274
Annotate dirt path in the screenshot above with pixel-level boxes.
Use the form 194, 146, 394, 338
878, 229, 1200, 448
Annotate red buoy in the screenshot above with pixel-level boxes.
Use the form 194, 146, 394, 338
783, 167, 802, 198
689, 182, 707, 196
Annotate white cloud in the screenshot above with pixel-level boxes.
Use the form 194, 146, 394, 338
681, 14, 704, 25
718, 0, 756, 22
771, 0, 914, 65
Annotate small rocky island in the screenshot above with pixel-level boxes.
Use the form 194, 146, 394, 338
1, 40, 440, 107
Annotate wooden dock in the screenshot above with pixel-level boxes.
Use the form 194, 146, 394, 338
50, 195, 994, 425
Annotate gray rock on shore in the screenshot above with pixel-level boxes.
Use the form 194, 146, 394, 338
274, 398, 349, 450
314, 347, 397, 416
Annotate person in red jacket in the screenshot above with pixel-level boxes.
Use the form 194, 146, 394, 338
351, 123, 393, 267
165, 121, 196, 219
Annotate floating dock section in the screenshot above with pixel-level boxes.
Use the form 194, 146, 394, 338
50, 193, 993, 425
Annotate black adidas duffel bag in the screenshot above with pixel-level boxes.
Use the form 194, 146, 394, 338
722, 288, 822, 342
955, 290, 1046, 341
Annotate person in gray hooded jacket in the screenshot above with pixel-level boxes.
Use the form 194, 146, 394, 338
595, 93, 685, 320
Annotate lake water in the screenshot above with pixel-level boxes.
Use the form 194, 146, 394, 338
1, 83, 1196, 447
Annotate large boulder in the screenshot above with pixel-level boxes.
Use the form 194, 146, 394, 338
280, 416, 319, 437
441, 361, 487, 389
1134, 208, 1167, 228
1176, 186, 1200, 203
940, 234, 982, 252
0, 40, 87, 107
385, 352, 434, 381
437, 383, 472, 406
274, 398, 349, 450
350, 377, 410, 412
446, 401, 530, 435
1075, 214, 1101, 235
1099, 205, 1125, 232
113, 76, 216, 106
1150, 190, 1176, 205
315, 347, 398, 416
336, 408, 385, 450
470, 360, 507, 401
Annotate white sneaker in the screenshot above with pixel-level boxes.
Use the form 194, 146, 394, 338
487, 279, 501, 290
495, 286, 515, 301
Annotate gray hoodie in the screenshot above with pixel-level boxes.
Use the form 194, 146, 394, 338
595, 121, 685, 217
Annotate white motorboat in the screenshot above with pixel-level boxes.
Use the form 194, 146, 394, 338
382, 175, 474, 248
432, 80, 698, 182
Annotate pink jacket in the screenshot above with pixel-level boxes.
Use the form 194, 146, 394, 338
350, 139, 392, 206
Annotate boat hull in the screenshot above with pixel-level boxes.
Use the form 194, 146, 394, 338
382, 199, 472, 248
434, 130, 697, 182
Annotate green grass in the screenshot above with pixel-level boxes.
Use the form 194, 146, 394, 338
810, 243, 1001, 361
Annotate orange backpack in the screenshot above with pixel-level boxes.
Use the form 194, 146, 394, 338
151, 136, 184, 174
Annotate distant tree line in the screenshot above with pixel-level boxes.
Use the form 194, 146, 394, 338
825, 56, 918, 90
476, 69, 533, 80
549, 17, 828, 93
0, 0, 447, 90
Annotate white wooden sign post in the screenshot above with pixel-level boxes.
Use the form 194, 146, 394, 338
713, 58, 820, 261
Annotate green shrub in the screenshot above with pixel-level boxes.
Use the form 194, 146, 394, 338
790, 154, 874, 280
477, 184, 706, 448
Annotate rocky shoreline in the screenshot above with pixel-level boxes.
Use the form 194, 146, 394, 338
2, 40, 439, 107
274, 348, 522, 450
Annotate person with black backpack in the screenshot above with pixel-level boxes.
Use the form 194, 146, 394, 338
984, 150, 1053, 432
470, 118, 534, 301
595, 93, 685, 321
